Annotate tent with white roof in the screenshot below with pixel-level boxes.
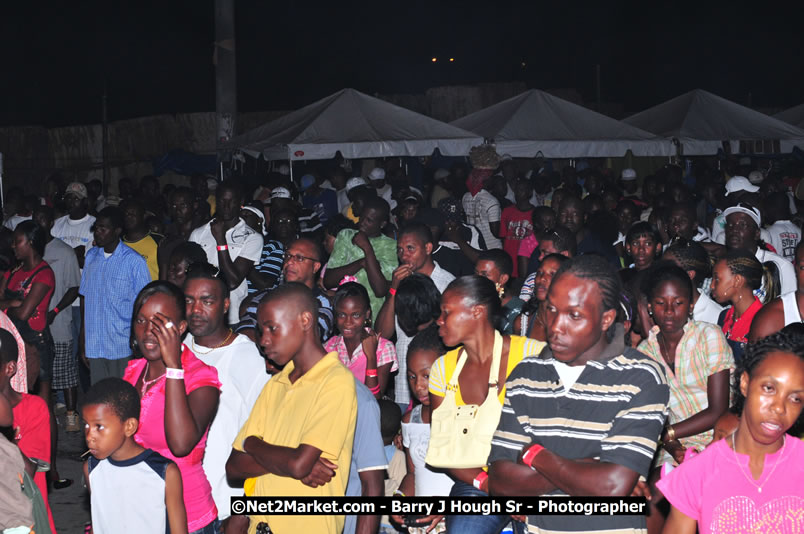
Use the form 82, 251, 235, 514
624, 89, 804, 155
224, 88, 483, 161
450, 89, 673, 158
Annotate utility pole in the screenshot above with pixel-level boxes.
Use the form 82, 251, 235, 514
102, 78, 109, 194
215, 0, 237, 176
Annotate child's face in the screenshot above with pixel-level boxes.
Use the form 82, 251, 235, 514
335, 297, 369, 340
407, 349, 438, 406
626, 236, 660, 270
167, 258, 190, 288
83, 404, 132, 461
739, 351, 804, 446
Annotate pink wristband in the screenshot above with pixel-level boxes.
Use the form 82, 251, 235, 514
166, 368, 184, 380
365, 368, 378, 378
522, 444, 545, 468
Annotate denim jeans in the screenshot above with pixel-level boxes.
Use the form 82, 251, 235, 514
189, 518, 221, 534
445, 481, 525, 534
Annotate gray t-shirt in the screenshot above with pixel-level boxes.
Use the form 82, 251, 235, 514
43, 238, 81, 342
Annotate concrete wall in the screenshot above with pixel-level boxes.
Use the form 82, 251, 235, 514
0, 111, 288, 195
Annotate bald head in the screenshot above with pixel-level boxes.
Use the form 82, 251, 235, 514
259, 282, 319, 318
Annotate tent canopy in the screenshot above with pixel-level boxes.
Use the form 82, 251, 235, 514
623, 89, 804, 155
224, 88, 483, 161
450, 89, 672, 157
774, 104, 804, 129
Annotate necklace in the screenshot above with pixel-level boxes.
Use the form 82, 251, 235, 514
141, 362, 166, 396
731, 432, 786, 493
657, 332, 675, 368
191, 328, 234, 354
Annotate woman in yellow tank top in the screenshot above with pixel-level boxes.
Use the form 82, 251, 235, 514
427, 275, 545, 533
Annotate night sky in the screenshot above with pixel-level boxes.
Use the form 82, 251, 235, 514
2, 1, 802, 127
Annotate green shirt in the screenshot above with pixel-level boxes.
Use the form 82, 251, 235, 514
327, 229, 397, 318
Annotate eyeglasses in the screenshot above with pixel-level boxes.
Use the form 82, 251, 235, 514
285, 253, 320, 264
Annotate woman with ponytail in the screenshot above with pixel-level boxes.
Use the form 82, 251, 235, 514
710, 249, 779, 364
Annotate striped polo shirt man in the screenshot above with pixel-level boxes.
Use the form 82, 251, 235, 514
489, 334, 669, 533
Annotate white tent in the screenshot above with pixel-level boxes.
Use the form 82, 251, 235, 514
224, 88, 483, 161
450, 89, 672, 157
774, 104, 804, 129
624, 90, 804, 155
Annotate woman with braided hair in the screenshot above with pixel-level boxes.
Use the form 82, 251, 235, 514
662, 239, 723, 324
711, 249, 780, 364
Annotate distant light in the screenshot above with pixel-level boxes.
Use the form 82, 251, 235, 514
449, 58, 454, 62
521, 62, 527, 68
431, 57, 437, 62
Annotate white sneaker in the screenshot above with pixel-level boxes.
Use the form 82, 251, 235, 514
65, 412, 81, 433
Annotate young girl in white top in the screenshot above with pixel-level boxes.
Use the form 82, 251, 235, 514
391, 324, 451, 533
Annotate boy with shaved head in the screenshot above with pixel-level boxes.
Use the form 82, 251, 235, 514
226, 283, 357, 534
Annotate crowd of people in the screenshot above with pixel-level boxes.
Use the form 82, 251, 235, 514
1, 147, 804, 534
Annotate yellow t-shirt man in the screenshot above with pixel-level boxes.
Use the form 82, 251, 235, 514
124, 234, 160, 280
233, 352, 357, 534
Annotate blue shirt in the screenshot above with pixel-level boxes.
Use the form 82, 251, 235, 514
80, 241, 152, 360
247, 239, 284, 295
343, 380, 387, 534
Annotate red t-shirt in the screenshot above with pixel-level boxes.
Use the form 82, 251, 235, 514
13, 393, 56, 533
3, 261, 55, 331
499, 205, 534, 277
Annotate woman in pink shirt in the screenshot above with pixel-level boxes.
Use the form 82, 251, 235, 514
123, 281, 221, 534
658, 330, 804, 533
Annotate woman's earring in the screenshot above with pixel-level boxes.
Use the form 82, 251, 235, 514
495, 282, 505, 299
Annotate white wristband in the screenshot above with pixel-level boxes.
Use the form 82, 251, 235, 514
165, 367, 184, 380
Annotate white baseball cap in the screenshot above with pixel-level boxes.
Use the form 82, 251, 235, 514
724, 176, 760, 196
722, 203, 761, 227
621, 168, 637, 181
346, 177, 367, 192
747, 170, 764, 185
368, 168, 386, 181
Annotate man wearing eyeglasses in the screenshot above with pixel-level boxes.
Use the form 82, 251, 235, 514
237, 238, 333, 345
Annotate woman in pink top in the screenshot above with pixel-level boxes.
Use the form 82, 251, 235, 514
658, 330, 804, 533
123, 281, 221, 534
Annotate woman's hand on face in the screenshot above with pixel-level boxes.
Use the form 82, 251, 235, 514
151, 312, 182, 368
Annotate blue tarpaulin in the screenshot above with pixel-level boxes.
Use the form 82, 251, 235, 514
152, 149, 217, 177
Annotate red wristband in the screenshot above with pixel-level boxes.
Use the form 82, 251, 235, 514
216, 245, 228, 251
388, 287, 396, 296
472, 471, 489, 491
365, 368, 378, 378
522, 444, 545, 468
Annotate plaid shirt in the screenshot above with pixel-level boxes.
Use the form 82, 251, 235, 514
324, 334, 398, 384
638, 320, 734, 457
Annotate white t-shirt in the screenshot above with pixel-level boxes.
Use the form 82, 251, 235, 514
3, 214, 31, 231
462, 190, 502, 249
43, 238, 81, 342
693, 289, 724, 325
765, 220, 801, 262
51, 213, 96, 307
756, 247, 797, 298
188, 333, 270, 519
51, 213, 96, 250
189, 218, 263, 324
552, 360, 586, 394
